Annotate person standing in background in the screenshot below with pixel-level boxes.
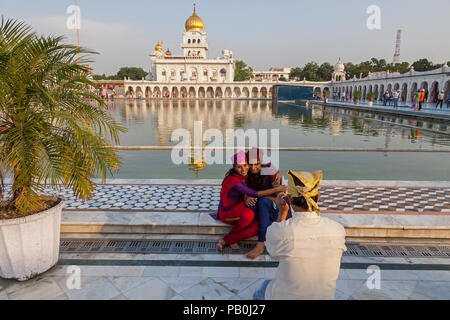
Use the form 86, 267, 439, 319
436, 90, 444, 109
419, 89, 425, 110
392, 89, 400, 108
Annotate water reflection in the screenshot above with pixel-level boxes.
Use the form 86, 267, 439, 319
104, 99, 450, 179
107, 99, 450, 150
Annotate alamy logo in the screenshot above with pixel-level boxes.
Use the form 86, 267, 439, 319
66, 5, 81, 30
366, 265, 381, 289
66, 265, 81, 290
171, 121, 279, 175
366, 5, 381, 30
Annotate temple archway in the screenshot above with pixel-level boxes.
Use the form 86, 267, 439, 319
401, 83, 408, 102
242, 87, 250, 98
198, 87, 206, 98
206, 87, 214, 98
387, 83, 392, 93
135, 86, 143, 99
180, 87, 187, 98
251, 87, 259, 98
189, 87, 196, 98
233, 87, 241, 98
314, 87, 321, 97
162, 87, 170, 98
127, 86, 134, 98
225, 87, 232, 98
215, 87, 223, 98
145, 87, 152, 98
430, 81, 439, 103
379, 85, 384, 100
445, 80, 450, 104
172, 87, 179, 98
410, 82, 418, 101
153, 87, 161, 98
260, 87, 268, 98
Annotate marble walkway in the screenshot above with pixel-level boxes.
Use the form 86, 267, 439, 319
0, 252, 449, 300
17, 183, 450, 215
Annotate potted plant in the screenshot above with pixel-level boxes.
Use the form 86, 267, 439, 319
367, 92, 376, 106
0, 18, 126, 281
353, 91, 362, 104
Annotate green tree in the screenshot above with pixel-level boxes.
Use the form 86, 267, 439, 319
411, 58, 438, 72
279, 76, 287, 82
0, 18, 127, 215
93, 73, 110, 80
116, 67, 148, 80
234, 60, 254, 81
300, 62, 320, 81
389, 62, 410, 74
317, 62, 334, 81
289, 67, 302, 80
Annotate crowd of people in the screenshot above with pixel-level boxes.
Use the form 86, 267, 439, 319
330, 89, 450, 110
215, 148, 347, 300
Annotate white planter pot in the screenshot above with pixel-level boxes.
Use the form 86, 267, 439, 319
0, 198, 65, 281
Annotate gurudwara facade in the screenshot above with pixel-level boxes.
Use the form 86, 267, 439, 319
96, 5, 449, 102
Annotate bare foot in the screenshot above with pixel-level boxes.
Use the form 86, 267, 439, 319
230, 243, 240, 250
217, 239, 226, 252
246, 242, 265, 259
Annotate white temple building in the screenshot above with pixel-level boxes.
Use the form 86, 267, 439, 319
98, 5, 448, 101
148, 4, 235, 84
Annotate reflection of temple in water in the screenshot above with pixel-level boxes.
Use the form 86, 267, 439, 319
329, 113, 342, 136
123, 99, 273, 146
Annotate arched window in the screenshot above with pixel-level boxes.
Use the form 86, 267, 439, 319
188, 39, 191, 44
188, 51, 191, 56
198, 51, 200, 55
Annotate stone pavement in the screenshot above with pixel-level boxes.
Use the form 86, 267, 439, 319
1, 179, 449, 300
20, 181, 450, 214
0, 250, 449, 300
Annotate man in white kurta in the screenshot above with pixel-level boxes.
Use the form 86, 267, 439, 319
260, 193, 347, 300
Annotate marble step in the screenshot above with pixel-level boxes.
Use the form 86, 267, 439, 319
60, 210, 450, 240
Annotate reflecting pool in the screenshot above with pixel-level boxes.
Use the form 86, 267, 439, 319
106, 99, 450, 181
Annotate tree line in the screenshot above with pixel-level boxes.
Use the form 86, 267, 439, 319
93, 58, 448, 82
289, 58, 449, 82
93, 67, 148, 81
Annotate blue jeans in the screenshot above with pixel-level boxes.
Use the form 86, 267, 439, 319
393, 98, 399, 108
256, 198, 279, 242
253, 280, 271, 300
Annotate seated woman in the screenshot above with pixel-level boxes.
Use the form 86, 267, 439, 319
218, 151, 286, 252
244, 148, 283, 259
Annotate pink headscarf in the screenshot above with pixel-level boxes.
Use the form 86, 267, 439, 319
246, 148, 264, 164
231, 151, 247, 166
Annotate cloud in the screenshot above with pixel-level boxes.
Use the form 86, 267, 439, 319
26, 15, 151, 74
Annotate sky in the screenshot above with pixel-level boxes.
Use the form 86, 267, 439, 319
2, 0, 449, 75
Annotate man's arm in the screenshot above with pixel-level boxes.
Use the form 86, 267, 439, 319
275, 193, 290, 222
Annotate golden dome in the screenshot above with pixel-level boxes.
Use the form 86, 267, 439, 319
185, 4, 205, 31
155, 41, 163, 51
165, 49, 172, 56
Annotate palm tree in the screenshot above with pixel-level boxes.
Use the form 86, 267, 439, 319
0, 17, 127, 216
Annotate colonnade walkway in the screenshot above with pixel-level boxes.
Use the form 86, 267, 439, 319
319, 99, 450, 121
1, 179, 449, 300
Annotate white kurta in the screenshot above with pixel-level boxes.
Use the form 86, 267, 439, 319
265, 211, 346, 300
